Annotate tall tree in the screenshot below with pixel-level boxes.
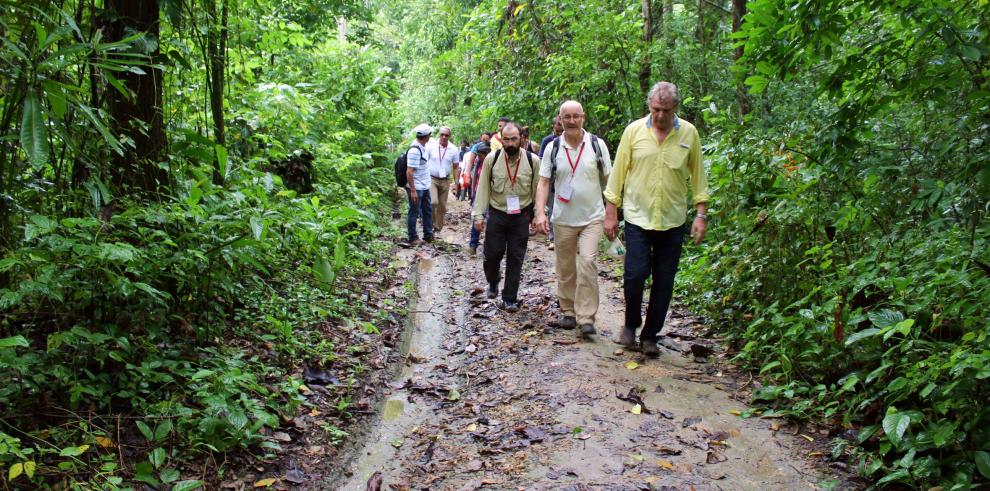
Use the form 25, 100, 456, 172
732, 0, 748, 118
206, 0, 229, 185
103, 0, 169, 195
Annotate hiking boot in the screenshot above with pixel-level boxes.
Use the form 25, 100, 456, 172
485, 286, 498, 299
499, 299, 520, 312
579, 323, 596, 338
641, 339, 660, 358
559, 316, 577, 330
617, 327, 637, 348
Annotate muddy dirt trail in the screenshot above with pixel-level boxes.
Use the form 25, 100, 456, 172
338, 199, 843, 490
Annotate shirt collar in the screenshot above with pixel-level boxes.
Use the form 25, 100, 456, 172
645, 115, 679, 130
560, 129, 590, 150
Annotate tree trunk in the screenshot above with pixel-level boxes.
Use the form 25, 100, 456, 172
732, 0, 750, 119
661, 0, 674, 78
207, 0, 229, 185
104, 0, 168, 195
639, 0, 653, 93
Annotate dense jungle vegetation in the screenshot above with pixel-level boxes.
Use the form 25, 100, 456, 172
1, 0, 988, 489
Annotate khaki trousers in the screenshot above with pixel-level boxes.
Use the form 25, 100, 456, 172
553, 218, 603, 325
430, 177, 450, 231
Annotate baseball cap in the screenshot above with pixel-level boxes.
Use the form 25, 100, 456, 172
413, 124, 433, 137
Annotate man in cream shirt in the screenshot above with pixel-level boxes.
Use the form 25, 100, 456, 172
533, 101, 612, 338
426, 126, 460, 233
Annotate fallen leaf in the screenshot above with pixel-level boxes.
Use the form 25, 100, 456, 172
465, 459, 484, 472
682, 416, 702, 428
284, 469, 305, 484
448, 389, 461, 401
770, 421, 781, 432
729, 409, 742, 416
465, 344, 477, 353
391, 438, 404, 448
706, 450, 728, 464
466, 423, 478, 432
613, 349, 624, 356
522, 331, 539, 338
624, 361, 640, 370
657, 459, 675, 470
298, 384, 311, 394
655, 445, 682, 456
272, 432, 291, 443
306, 446, 324, 455
799, 434, 815, 442
630, 404, 643, 415
95, 436, 114, 448
254, 478, 278, 488
309, 408, 320, 417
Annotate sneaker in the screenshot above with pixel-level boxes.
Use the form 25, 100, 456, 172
617, 327, 637, 348
409, 238, 424, 246
485, 286, 498, 299
548, 242, 555, 250
499, 299, 520, 312
559, 316, 577, 330
579, 323, 596, 338
641, 339, 660, 358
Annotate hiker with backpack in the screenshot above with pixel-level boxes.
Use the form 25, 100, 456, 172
472, 122, 540, 312
532, 100, 612, 339
396, 124, 435, 245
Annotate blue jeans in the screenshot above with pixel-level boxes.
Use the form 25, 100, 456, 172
469, 194, 484, 248
623, 222, 686, 342
407, 188, 433, 241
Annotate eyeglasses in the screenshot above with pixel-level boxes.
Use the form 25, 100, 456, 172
439, 133, 451, 137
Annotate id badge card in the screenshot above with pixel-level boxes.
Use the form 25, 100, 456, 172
506, 195, 521, 214
556, 178, 574, 203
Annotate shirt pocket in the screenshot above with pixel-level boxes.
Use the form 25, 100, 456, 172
665, 144, 690, 170
491, 175, 508, 194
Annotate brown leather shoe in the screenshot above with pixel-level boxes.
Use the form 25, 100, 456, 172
579, 323, 596, 338
641, 340, 660, 358
617, 327, 636, 348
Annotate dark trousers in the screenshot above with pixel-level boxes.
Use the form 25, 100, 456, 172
483, 208, 530, 302
623, 222, 686, 342
407, 189, 433, 241
468, 193, 484, 248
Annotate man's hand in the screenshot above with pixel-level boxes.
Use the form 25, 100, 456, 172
532, 213, 550, 235
691, 216, 707, 244
409, 189, 418, 204
603, 203, 619, 241
473, 218, 485, 233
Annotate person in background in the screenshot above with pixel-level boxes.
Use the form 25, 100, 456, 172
520, 126, 540, 154
472, 122, 540, 312
427, 126, 460, 233
466, 143, 491, 255
539, 116, 565, 246
603, 81, 710, 357
489, 117, 510, 151
405, 124, 434, 245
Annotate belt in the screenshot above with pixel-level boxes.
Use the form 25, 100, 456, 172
431, 176, 449, 180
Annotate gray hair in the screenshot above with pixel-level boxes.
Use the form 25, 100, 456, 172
647, 81, 680, 106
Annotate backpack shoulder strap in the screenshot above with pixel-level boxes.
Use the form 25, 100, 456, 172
549, 136, 561, 176
488, 149, 502, 187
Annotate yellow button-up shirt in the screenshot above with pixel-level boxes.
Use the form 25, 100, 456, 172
604, 115, 710, 231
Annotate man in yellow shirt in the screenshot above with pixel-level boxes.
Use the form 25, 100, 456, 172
473, 122, 540, 312
604, 81, 710, 357
488, 117, 509, 151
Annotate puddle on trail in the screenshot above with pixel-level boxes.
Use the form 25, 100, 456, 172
338, 253, 462, 490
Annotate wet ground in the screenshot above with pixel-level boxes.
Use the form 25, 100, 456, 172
338, 199, 846, 490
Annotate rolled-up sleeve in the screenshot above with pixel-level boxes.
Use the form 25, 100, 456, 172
688, 129, 710, 205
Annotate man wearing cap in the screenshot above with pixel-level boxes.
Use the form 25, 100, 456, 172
604, 81, 710, 357
427, 126, 460, 233
472, 122, 540, 312
406, 124, 434, 245
533, 101, 612, 339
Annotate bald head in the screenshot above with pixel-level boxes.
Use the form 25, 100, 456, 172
558, 100, 585, 138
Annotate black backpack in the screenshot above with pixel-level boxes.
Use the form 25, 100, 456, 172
393, 144, 418, 188
549, 135, 607, 189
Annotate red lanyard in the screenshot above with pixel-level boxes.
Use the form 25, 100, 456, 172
504, 153, 522, 190
564, 141, 586, 173
437, 145, 447, 166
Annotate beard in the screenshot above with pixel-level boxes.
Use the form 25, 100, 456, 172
504, 145, 520, 157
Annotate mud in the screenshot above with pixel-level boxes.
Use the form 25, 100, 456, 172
338, 199, 848, 490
